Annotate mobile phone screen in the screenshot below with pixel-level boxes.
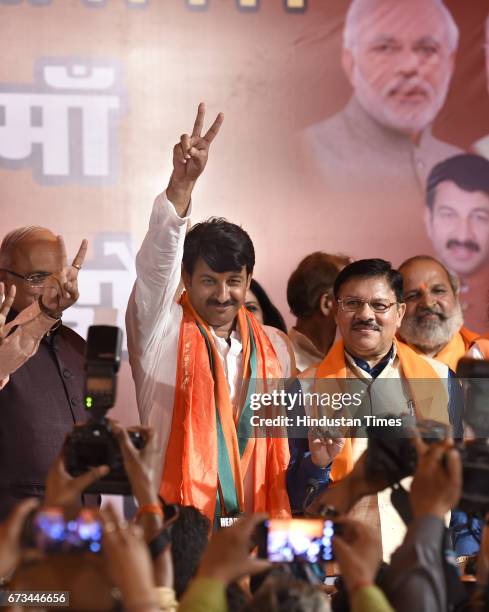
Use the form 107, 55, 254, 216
266, 518, 334, 563
31, 508, 103, 554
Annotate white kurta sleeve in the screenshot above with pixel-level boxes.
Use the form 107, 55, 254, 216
126, 192, 191, 357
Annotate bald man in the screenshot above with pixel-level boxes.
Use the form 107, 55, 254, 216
398, 255, 478, 372
298, 0, 461, 267
0, 228, 86, 518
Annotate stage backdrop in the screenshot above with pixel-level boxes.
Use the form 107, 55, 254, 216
2, 0, 489, 424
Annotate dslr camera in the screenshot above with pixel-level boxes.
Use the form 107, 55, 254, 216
364, 358, 489, 517
64, 325, 145, 495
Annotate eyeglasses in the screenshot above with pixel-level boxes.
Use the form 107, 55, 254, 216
337, 297, 399, 314
0, 269, 52, 288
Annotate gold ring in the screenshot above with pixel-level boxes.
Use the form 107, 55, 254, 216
72, 264, 82, 270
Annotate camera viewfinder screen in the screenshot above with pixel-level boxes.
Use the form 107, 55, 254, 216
267, 518, 334, 563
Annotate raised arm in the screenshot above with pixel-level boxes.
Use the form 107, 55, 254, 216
167, 102, 224, 216
126, 104, 224, 352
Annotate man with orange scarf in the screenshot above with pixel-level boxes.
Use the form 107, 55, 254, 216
303, 259, 455, 559
126, 105, 339, 525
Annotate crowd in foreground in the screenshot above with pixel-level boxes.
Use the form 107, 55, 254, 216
0, 415, 489, 611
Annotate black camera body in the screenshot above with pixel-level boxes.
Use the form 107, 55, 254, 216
458, 439, 489, 516
64, 325, 145, 495
365, 417, 449, 486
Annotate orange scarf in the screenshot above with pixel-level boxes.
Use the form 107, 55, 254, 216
315, 338, 449, 482
471, 333, 489, 359
402, 326, 478, 372
161, 293, 291, 522
433, 326, 478, 371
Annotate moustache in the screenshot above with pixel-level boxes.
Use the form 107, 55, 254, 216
446, 239, 480, 253
416, 307, 446, 321
207, 299, 237, 307
384, 76, 433, 99
351, 320, 381, 332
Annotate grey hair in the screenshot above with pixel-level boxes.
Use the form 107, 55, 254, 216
399, 255, 460, 295
0, 226, 51, 268
343, 0, 459, 54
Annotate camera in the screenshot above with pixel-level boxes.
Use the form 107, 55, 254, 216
364, 416, 449, 486
64, 325, 145, 495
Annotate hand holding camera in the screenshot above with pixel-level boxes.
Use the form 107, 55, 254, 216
44, 453, 109, 510
0, 498, 39, 577
198, 513, 270, 586
410, 436, 462, 520
333, 517, 382, 595
101, 504, 157, 610
111, 422, 160, 509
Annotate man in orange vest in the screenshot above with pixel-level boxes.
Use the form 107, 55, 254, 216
302, 258, 454, 558
398, 255, 478, 372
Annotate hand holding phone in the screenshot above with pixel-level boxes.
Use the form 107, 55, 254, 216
333, 518, 382, 594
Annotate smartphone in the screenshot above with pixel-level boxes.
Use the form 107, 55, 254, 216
257, 518, 337, 563
22, 508, 103, 554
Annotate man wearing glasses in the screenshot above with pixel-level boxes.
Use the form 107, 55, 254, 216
0, 227, 87, 519
302, 258, 452, 559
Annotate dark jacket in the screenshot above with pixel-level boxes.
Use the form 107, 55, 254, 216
0, 317, 86, 519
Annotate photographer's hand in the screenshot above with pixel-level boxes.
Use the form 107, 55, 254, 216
0, 498, 39, 577
44, 454, 109, 509
111, 423, 160, 508
102, 504, 158, 611
333, 517, 382, 594
197, 513, 270, 585
410, 437, 461, 520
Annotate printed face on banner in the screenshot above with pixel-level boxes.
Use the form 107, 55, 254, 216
183, 258, 251, 330
342, 0, 455, 135
335, 276, 405, 361
427, 181, 489, 276
399, 258, 463, 352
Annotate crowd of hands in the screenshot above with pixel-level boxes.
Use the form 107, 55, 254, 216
0, 419, 488, 610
